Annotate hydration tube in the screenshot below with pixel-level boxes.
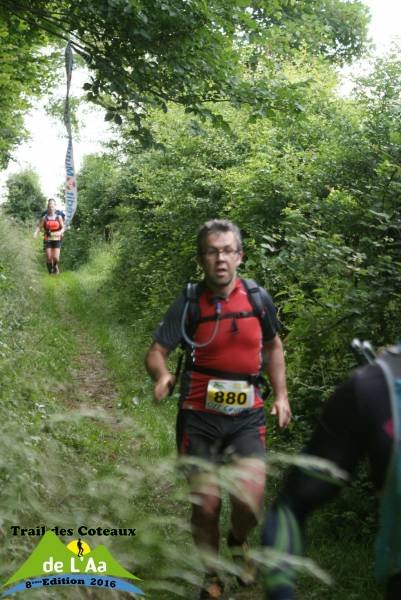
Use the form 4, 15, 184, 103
180, 299, 222, 348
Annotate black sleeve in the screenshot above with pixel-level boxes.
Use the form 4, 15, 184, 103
320, 364, 389, 442
153, 294, 185, 351
259, 287, 280, 342
309, 364, 392, 491
319, 374, 360, 442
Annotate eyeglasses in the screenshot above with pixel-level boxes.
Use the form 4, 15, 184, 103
203, 247, 240, 259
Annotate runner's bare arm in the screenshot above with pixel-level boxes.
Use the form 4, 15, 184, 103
263, 335, 292, 429
145, 342, 176, 403
33, 217, 45, 238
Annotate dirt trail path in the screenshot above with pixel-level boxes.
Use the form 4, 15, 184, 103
48, 282, 139, 599
49, 276, 122, 415
67, 330, 120, 409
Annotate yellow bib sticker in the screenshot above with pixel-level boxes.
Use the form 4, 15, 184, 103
206, 379, 255, 415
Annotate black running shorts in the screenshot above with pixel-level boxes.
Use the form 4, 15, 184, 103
44, 240, 62, 249
176, 408, 266, 464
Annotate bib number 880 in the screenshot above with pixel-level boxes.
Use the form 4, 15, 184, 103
213, 391, 247, 405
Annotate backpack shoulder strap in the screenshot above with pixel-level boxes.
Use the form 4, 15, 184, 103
374, 345, 401, 581
182, 282, 203, 341
241, 278, 275, 339
378, 345, 401, 378
376, 345, 401, 444
241, 278, 264, 315
184, 282, 199, 302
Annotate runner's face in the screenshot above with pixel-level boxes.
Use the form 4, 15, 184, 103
199, 231, 242, 291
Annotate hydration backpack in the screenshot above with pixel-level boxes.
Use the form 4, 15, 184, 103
170, 279, 275, 398
183, 278, 276, 343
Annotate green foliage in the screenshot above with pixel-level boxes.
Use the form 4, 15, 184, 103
73, 153, 122, 236
2, 168, 46, 222
248, 0, 369, 64
62, 154, 122, 269
1, 0, 368, 139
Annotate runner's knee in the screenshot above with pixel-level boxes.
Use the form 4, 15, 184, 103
227, 458, 266, 515
193, 492, 221, 520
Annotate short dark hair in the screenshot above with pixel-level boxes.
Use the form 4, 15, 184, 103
196, 219, 242, 256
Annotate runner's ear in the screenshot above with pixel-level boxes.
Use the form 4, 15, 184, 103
235, 249, 243, 267
197, 253, 205, 268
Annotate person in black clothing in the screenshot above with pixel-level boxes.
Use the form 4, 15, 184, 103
262, 346, 401, 599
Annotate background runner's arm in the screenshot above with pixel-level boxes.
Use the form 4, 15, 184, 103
263, 335, 291, 428
58, 215, 65, 235
33, 217, 45, 238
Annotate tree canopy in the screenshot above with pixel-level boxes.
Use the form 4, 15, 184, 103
2, 168, 46, 221
1, 0, 369, 136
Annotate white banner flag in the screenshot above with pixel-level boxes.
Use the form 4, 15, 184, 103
64, 42, 77, 227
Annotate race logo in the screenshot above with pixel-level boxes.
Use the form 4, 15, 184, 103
1, 531, 144, 596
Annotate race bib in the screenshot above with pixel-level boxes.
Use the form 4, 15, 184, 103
49, 231, 61, 241
206, 379, 255, 415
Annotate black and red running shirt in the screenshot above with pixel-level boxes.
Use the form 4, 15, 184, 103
154, 279, 279, 413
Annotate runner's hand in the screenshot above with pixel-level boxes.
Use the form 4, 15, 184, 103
154, 373, 176, 403
270, 396, 292, 429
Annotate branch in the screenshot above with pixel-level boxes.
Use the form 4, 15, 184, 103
289, 311, 361, 343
